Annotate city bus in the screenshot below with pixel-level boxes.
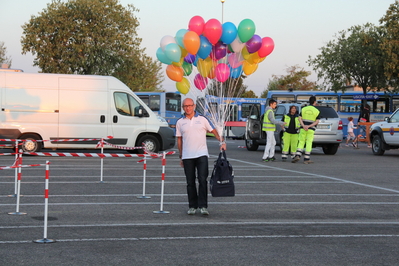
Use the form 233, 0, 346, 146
136, 92, 182, 129
266, 90, 399, 135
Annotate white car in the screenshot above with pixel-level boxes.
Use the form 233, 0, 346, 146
370, 108, 399, 155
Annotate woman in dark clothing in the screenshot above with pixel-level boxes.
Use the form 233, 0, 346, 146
358, 104, 371, 147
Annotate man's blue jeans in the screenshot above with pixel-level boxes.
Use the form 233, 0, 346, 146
182, 156, 209, 209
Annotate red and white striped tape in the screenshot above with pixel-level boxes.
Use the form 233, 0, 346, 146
0, 162, 49, 170
24, 151, 175, 158
0, 137, 113, 143
101, 140, 144, 150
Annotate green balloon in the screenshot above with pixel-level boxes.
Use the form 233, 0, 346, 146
182, 61, 193, 76
238, 19, 256, 43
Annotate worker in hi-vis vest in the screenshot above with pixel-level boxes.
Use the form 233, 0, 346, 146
262, 99, 286, 162
281, 105, 300, 161
292, 96, 320, 164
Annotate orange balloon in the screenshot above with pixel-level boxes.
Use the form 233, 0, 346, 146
166, 65, 183, 82
183, 31, 200, 55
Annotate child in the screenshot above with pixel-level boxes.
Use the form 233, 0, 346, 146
346, 117, 357, 147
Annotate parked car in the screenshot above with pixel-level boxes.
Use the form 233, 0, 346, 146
369, 108, 399, 155
245, 104, 343, 155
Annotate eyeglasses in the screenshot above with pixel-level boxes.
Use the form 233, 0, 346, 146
182, 104, 194, 108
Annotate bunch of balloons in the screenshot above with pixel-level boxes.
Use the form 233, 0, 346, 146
156, 16, 275, 95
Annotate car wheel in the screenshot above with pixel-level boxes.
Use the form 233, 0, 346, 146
371, 135, 385, 155
322, 144, 339, 155
245, 139, 259, 151
136, 135, 160, 154
20, 134, 42, 153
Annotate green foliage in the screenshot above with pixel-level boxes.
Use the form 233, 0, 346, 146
0, 42, 12, 67
307, 23, 386, 94
261, 65, 316, 96
21, 0, 162, 91
240, 90, 257, 98
380, 1, 399, 91
207, 75, 249, 97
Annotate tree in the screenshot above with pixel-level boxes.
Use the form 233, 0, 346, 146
0, 42, 12, 67
260, 65, 317, 97
307, 23, 386, 94
21, 0, 162, 91
380, 1, 399, 91
207, 75, 250, 97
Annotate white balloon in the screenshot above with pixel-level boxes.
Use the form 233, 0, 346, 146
230, 36, 245, 53
160, 35, 176, 51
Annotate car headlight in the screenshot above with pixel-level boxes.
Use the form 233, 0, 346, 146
156, 115, 168, 125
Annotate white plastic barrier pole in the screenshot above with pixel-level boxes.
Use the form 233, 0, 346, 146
34, 161, 55, 243
8, 150, 26, 215
137, 157, 151, 199
153, 152, 169, 214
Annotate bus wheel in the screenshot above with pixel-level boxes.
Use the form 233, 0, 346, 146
20, 134, 42, 153
322, 144, 339, 155
245, 139, 259, 151
136, 135, 160, 154
371, 135, 385, 155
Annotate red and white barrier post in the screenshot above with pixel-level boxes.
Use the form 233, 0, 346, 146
153, 152, 169, 214
99, 138, 105, 183
34, 161, 55, 244
8, 150, 26, 215
137, 157, 151, 199
8, 140, 20, 198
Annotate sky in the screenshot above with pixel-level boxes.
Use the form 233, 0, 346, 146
0, 0, 396, 96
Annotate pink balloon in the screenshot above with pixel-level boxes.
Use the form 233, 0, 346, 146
258, 37, 275, 57
203, 19, 222, 45
215, 63, 230, 83
188, 16, 205, 36
194, 73, 208, 90
228, 53, 244, 68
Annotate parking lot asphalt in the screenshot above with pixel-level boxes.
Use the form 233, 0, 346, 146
1, 140, 399, 265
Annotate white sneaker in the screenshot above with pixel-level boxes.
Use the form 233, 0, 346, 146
187, 208, 197, 215
200, 207, 209, 215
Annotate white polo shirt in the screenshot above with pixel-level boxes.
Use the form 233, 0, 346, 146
176, 112, 214, 160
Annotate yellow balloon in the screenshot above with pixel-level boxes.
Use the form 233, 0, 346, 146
197, 57, 213, 77
172, 57, 184, 67
176, 77, 190, 94
247, 52, 263, 64
243, 61, 258, 75
180, 47, 188, 58
242, 46, 250, 60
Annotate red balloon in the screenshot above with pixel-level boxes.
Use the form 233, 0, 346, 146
203, 19, 222, 45
258, 37, 275, 58
188, 16, 205, 36
194, 73, 208, 90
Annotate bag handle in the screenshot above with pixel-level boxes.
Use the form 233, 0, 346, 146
219, 149, 227, 161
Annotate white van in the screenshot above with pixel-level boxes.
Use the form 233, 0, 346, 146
0, 70, 175, 153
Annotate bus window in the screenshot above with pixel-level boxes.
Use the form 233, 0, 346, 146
165, 92, 181, 112
297, 95, 311, 106
241, 103, 259, 119
149, 95, 160, 111
268, 94, 295, 103
373, 97, 389, 113
316, 95, 338, 110
340, 96, 361, 113
221, 104, 238, 122
392, 97, 399, 112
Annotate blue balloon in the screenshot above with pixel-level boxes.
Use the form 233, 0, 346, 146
175, 29, 188, 48
164, 43, 181, 62
229, 65, 243, 78
221, 22, 237, 45
193, 55, 199, 67
156, 47, 172, 65
197, 35, 212, 59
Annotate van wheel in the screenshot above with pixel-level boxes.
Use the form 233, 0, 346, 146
20, 134, 42, 153
322, 144, 339, 155
372, 135, 385, 155
137, 135, 160, 154
245, 139, 259, 151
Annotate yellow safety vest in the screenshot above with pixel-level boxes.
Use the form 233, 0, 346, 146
284, 115, 300, 130
262, 109, 276, 131
301, 105, 320, 129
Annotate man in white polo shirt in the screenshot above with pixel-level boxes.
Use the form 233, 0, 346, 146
176, 98, 226, 215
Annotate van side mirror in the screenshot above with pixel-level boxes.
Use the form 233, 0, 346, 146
135, 106, 144, 118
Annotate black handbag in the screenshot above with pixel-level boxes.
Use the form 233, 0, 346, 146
209, 150, 235, 197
